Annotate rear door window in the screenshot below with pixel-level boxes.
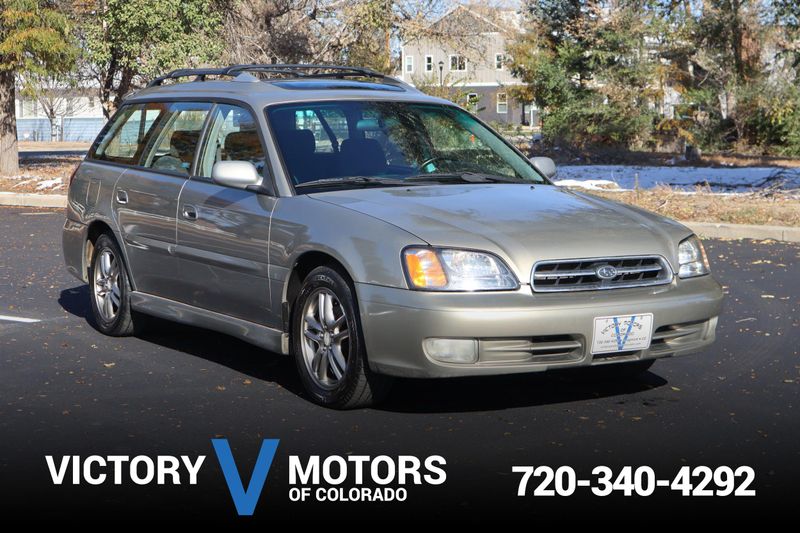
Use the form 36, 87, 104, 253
139, 102, 212, 175
90, 104, 162, 165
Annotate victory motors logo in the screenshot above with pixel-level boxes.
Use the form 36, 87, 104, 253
213, 439, 279, 515
45, 439, 446, 516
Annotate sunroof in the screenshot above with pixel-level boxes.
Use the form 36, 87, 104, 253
272, 80, 405, 92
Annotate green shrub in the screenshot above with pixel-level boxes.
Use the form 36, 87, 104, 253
542, 99, 655, 149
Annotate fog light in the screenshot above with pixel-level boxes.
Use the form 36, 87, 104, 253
423, 338, 478, 364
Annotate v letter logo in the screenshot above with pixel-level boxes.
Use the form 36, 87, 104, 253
212, 438, 279, 516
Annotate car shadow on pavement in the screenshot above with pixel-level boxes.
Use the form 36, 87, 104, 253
379, 370, 667, 413
58, 285, 93, 320
59, 285, 668, 413
58, 285, 305, 396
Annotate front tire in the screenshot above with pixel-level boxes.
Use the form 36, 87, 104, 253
292, 266, 391, 409
88, 233, 136, 336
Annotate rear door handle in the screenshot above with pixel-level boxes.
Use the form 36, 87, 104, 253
182, 204, 198, 220
115, 189, 128, 204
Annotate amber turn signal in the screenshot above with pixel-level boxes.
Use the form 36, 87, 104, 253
403, 248, 448, 289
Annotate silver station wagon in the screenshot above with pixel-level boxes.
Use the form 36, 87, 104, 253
63, 64, 723, 408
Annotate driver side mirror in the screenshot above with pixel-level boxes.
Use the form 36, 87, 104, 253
530, 156, 557, 179
211, 161, 261, 190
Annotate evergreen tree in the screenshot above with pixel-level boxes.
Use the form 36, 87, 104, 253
0, 0, 76, 175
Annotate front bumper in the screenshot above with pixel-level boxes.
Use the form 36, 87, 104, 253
356, 276, 723, 378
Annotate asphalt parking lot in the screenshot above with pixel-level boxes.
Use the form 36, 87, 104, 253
0, 206, 798, 520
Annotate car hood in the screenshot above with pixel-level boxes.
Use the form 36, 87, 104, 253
310, 184, 692, 280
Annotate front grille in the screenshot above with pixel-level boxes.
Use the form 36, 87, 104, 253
531, 255, 672, 292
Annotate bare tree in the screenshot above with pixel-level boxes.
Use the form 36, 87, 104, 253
219, 1, 459, 72
17, 73, 89, 141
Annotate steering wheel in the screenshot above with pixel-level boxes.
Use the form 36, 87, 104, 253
417, 155, 484, 174
417, 155, 456, 171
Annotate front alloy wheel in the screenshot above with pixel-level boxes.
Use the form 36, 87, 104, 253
292, 266, 391, 409
300, 288, 350, 389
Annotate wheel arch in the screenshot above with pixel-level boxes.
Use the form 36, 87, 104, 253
283, 250, 356, 332
83, 219, 132, 289
82, 220, 113, 279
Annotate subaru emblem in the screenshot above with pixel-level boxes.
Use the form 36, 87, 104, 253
595, 265, 618, 280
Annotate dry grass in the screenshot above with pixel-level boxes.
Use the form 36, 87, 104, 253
0, 156, 81, 194
587, 186, 800, 227
18, 141, 92, 152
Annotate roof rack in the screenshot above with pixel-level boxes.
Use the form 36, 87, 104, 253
146, 67, 233, 87
146, 64, 412, 89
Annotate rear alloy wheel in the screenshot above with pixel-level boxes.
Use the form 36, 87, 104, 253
89, 234, 136, 336
292, 266, 391, 409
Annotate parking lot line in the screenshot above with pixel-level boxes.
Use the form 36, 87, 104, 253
0, 314, 41, 323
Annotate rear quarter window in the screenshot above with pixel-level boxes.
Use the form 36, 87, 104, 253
89, 103, 164, 165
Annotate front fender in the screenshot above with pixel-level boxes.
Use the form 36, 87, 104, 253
269, 196, 426, 301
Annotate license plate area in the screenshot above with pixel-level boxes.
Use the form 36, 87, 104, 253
591, 313, 654, 354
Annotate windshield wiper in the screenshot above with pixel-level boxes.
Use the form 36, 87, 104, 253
294, 176, 411, 189
404, 172, 530, 184
295, 172, 532, 191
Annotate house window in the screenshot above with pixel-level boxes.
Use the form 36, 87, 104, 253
466, 93, 479, 113
425, 55, 433, 72
22, 99, 38, 117
449, 55, 466, 72
496, 92, 508, 114
405, 54, 414, 73
495, 54, 505, 70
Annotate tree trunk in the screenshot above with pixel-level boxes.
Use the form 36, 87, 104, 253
0, 69, 20, 176
113, 67, 135, 113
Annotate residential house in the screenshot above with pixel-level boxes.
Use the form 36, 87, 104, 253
399, 4, 536, 127
15, 87, 105, 142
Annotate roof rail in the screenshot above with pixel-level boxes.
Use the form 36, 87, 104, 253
146, 64, 413, 89
146, 67, 233, 88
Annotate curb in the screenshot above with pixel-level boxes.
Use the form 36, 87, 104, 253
679, 221, 800, 243
0, 192, 67, 208
0, 192, 798, 243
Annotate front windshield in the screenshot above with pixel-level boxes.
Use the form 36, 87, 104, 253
266, 101, 546, 189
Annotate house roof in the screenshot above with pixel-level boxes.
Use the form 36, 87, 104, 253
419, 4, 521, 39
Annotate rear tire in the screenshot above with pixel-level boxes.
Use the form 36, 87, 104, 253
88, 233, 136, 336
292, 266, 391, 409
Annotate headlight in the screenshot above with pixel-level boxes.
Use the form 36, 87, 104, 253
678, 235, 710, 278
403, 247, 519, 291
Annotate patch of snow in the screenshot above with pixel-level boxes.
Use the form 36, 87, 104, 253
35, 178, 63, 190
553, 179, 620, 190
555, 165, 800, 192
12, 179, 36, 189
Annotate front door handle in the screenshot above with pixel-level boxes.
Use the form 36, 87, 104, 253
115, 189, 128, 204
182, 204, 198, 220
